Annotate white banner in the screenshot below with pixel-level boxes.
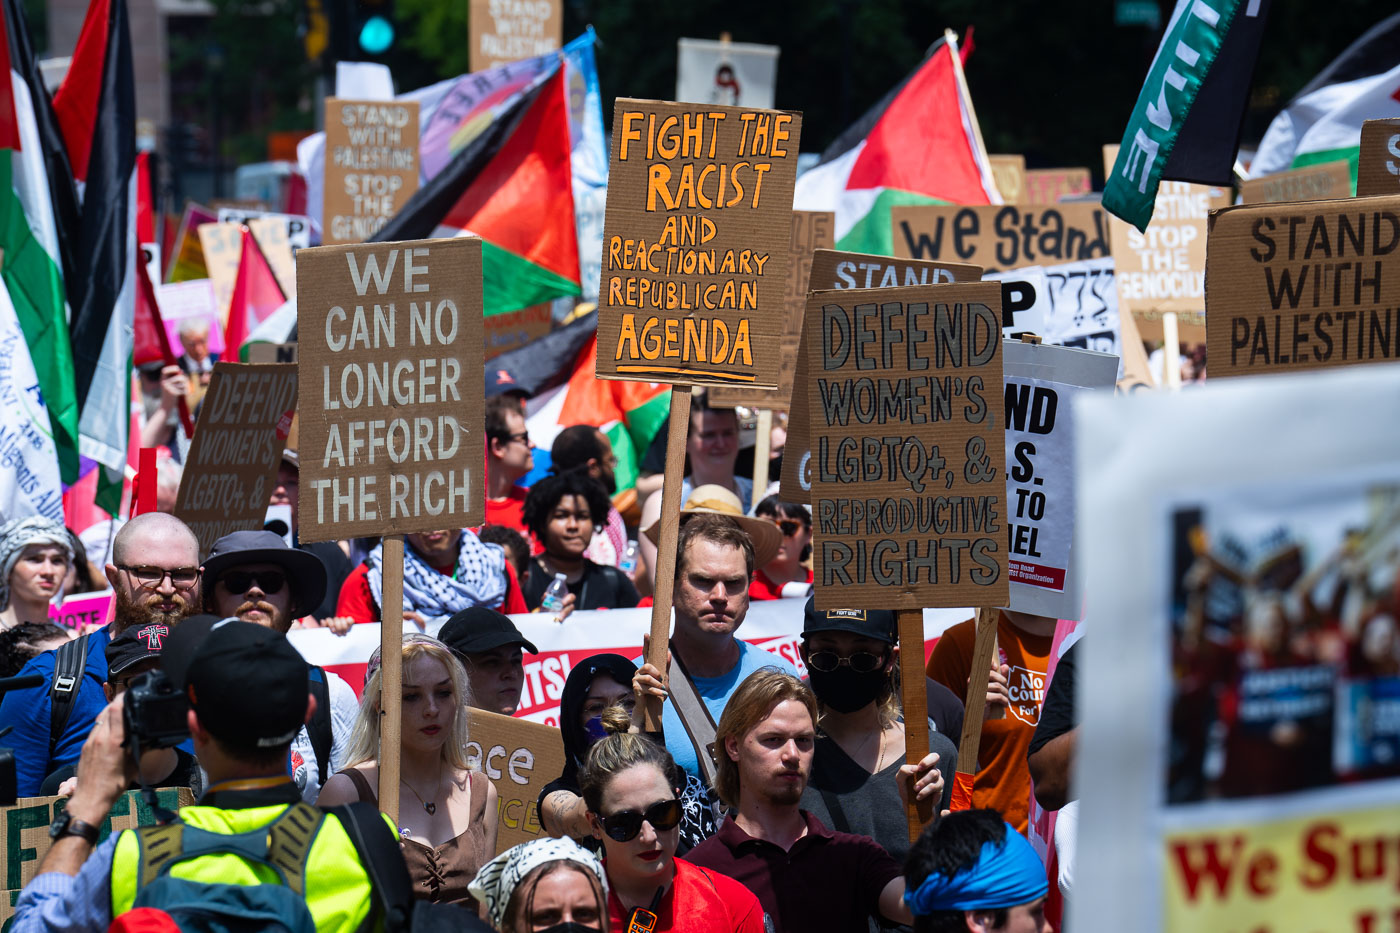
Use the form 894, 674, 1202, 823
676, 38, 779, 110
0, 279, 62, 522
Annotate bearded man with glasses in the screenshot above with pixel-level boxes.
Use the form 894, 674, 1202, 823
202, 530, 359, 803
0, 512, 202, 796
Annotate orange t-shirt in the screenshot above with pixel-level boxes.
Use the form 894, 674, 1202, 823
926, 611, 1051, 834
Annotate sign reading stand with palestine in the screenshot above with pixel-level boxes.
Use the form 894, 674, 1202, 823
1205, 196, 1400, 379
808, 282, 1007, 609
596, 99, 803, 389
322, 99, 420, 246
296, 238, 485, 541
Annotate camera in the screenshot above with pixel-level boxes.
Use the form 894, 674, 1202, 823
123, 670, 190, 750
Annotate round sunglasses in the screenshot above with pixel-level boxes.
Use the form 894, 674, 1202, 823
598, 798, 682, 842
805, 650, 887, 674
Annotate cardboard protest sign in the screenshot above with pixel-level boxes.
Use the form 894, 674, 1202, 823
1358, 118, 1400, 198
297, 238, 485, 541
216, 208, 314, 250
709, 210, 834, 409
173, 362, 298, 556
780, 250, 982, 503
1204, 196, 1400, 379
596, 99, 803, 389
469, 0, 563, 72
485, 303, 553, 360
196, 222, 244, 323
890, 203, 1109, 273
989, 154, 1027, 204
322, 98, 420, 245
48, 589, 113, 630
167, 203, 218, 283
1023, 168, 1091, 205
466, 709, 565, 856
248, 217, 298, 298
1001, 342, 1116, 619
247, 342, 298, 364
807, 282, 1007, 609
1239, 161, 1353, 204
1073, 364, 1400, 932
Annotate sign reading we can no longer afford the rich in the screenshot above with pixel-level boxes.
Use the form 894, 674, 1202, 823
296, 238, 485, 541
808, 282, 1008, 610
597, 99, 803, 388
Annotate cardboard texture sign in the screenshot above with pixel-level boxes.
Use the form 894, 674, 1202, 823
989, 154, 1027, 204
248, 216, 298, 298
709, 210, 834, 409
468, 0, 563, 72
596, 99, 803, 389
322, 98, 420, 245
890, 203, 1109, 273
1023, 168, 1091, 205
1240, 162, 1353, 204
1205, 196, 1400, 379
196, 221, 244, 323
780, 250, 981, 504
466, 708, 565, 856
485, 303, 554, 360
167, 203, 218, 283
1358, 118, 1400, 198
808, 282, 1008, 609
173, 362, 297, 556
297, 237, 485, 541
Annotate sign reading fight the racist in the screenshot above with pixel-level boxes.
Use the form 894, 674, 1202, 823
1205, 197, 1400, 378
1357, 118, 1400, 198
1239, 162, 1353, 204
297, 238, 484, 541
174, 362, 298, 556
808, 283, 1007, 609
780, 250, 982, 504
890, 203, 1109, 273
596, 99, 803, 388
468, 0, 563, 72
322, 98, 420, 245
467, 709, 565, 856
709, 210, 833, 409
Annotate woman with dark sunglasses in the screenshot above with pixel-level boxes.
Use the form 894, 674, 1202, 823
579, 713, 765, 932
748, 497, 813, 601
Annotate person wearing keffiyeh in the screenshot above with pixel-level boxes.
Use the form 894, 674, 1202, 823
0, 518, 73, 630
468, 837, 608, 932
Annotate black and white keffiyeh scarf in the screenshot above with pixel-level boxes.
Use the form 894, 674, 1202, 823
367, 531, 508, 624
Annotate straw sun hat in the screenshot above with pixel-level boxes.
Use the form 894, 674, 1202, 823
643, 484, 783, 567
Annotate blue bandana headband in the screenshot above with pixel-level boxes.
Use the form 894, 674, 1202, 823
906, 822, 1048, 914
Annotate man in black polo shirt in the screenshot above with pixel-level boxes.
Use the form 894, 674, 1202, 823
685, 669, 944, 932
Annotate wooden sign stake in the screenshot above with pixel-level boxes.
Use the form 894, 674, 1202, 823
640, 387, 694, 732
377, 533, 404, 824
897, 607, 934, 841
953, 607, 1001, 811
751, 409, 773, 497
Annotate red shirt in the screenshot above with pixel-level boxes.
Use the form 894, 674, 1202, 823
606, 856, 765, 933
484, 485, 529, 533
335, 559, 527, 623
748, 568, 814, 601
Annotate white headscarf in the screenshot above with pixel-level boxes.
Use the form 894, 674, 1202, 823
468, 837, 608, 930
0, 517, 72, 610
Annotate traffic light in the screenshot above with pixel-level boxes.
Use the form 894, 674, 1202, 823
355, 0, 395, 56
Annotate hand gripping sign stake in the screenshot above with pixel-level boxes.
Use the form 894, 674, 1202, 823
897, 608, 934, 841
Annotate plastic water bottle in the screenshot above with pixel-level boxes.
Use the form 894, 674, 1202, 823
541, 573, 569, 612
619, 539, 640, 575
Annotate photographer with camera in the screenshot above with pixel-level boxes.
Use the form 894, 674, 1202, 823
12, 616, 398, 933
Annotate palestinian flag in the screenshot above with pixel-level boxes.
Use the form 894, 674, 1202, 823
222, 228, 287, 360
373, 68, 579, 316
792, 31, 999, 255
1251, 11, 1400, 184
0, 0, 81, 483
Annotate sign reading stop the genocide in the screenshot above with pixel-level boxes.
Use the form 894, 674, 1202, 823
322, 98, 420, 245
296, 238, 485, 541
596, 99, 803, 389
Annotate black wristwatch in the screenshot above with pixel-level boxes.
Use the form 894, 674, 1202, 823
48, 809, 101, 845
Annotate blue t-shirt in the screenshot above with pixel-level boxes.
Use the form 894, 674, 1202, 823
0, 626, 112, 796
638, 639, 798, 778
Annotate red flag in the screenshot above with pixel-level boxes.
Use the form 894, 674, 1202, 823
222, 229, 286, 358
51, 0, 113, 182
0, 1, 21, 151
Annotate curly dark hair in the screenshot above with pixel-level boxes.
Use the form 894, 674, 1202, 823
905, 809, 1013, 932
521, 472, 611, 542
0, 622, 70, 677
754, 495, 812, 562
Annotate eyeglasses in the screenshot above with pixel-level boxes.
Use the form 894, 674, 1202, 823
219, 570, 287, 595
806, 650, 886, 673
598, 798, 682, 842
118, 565, 201, 589
772, 519, 804, 537
505, 432, 530, 446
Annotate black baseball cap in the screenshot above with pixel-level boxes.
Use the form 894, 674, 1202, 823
438, 607, 537, 657
161, 614, 310, 749
802, 597, 897, 644
105, 622, 174, 679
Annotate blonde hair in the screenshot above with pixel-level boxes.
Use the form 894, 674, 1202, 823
712, 669, 818, 809
344, 634, 474, 770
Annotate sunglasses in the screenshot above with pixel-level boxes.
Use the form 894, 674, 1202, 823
119, 565, 201, 589
598, 798, 682, 842
772, 519, 804, 537
219, 570, 287, 596
806, 650, 886, 674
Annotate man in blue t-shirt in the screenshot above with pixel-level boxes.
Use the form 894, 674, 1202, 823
636, 513, 798, 778
0, 512, 201, 795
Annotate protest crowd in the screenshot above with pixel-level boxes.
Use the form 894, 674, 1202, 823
1, 1, 1399, 931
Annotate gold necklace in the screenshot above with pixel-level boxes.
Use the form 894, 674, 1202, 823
402, 769, 442, 815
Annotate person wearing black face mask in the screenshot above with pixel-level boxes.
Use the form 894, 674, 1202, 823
798, 598, 958, 903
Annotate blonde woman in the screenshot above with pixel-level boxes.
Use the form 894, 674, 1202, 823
318, 634, 499, 912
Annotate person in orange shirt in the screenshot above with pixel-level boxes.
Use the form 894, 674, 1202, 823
927, 610, 1054, 834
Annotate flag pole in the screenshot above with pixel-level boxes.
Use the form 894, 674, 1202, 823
751, 409, 772, 498
945, 28, 999, 203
